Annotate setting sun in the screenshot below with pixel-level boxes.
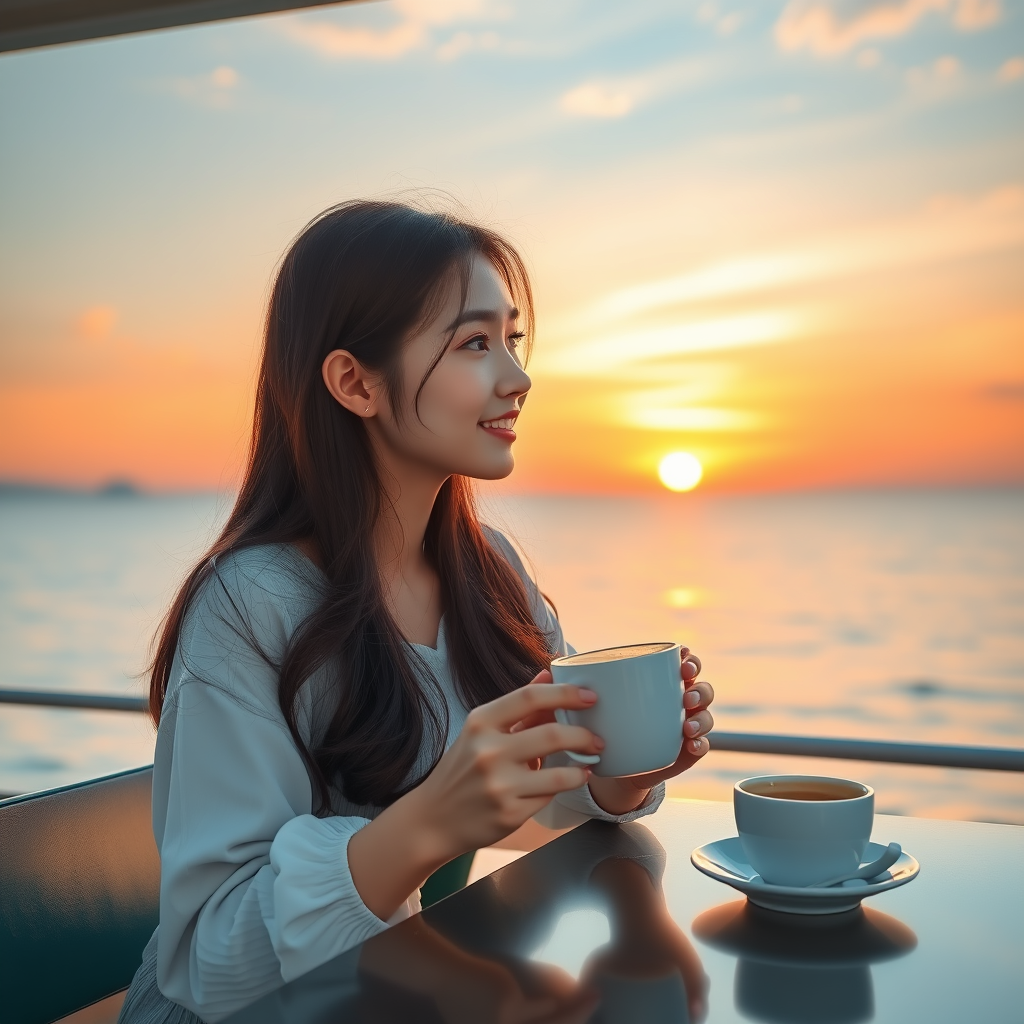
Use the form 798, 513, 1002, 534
658, 452, 703, 492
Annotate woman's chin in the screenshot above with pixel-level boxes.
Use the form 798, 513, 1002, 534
461, 455, 516, 482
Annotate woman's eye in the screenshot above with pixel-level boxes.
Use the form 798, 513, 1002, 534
508, 331, 525, 350
461, 334, 488, 352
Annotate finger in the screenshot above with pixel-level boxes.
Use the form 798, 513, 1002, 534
683, 680, 714, 711
510, 706, 559, 734
680, 652, 702, 680
684, 734, 711, 758
473, 682, 597, 731
683, 709, 714, 739
515, 764, 592, 797
506, 721, 603, 763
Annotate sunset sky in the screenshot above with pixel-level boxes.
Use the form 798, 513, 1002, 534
0, 0, 1021, 493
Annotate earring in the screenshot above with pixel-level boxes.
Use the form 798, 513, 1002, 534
365, 403, 370, 413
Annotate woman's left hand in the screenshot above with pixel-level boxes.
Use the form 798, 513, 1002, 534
587, 647, 713, 814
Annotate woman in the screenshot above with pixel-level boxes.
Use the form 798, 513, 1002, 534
119, 200, 715, 1024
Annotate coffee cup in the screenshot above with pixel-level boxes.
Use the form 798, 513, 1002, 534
549, 643, 683, 778
733, 775, 874, 887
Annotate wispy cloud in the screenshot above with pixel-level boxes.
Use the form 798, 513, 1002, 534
696, 2, 746, 36
541, 312, 801, 377
280, 18, 425, 59
906, 53, 963, 94
622, 404, 764, 432
166, 66, 241, 108
279, 0, 494, 61
559, 59, 704, 119
75, 306, 118, 341
998, 56, 1024, 82
776, 0, 1001, 57
580, 184, 1024, 325
436, 29, 500, 61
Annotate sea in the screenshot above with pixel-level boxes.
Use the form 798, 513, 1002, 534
2, 488, 1022, 824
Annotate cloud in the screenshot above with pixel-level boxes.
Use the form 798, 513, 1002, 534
582, 184, 1024, 325
624, 405, 763, 431
280, 19, 425, 59
168, 66, 241, 108
982, 381, 1024, 401
696, 2, 745, 36
951, 0, 1001, 28
593, 255, 818, 320
436, 29, 500, 61
998, 56, 1024, 82
542, 312, 801, 377
560, 82, 635, 118
280, 0, 492, 61
559, 60, 703, 120
775, 0, 1001, 57
75, 306, 117, 340
906, 54, 962, 94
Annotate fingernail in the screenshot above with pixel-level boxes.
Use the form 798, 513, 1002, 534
686, 719, 701, 736
593, 735, 605, 750
692, 737, 704, 753
579, 688, 597, 703
684, 690, 701, 709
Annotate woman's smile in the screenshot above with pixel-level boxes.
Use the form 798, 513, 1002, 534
479, 410, 519, 442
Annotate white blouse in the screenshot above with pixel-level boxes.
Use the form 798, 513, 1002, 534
140, 533, 664, 1022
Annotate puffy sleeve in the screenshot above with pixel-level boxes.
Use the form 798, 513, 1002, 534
152, 552, 415, 1022
483, 529, 666, 830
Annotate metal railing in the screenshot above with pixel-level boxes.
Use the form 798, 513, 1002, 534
3, 687, 1023, 773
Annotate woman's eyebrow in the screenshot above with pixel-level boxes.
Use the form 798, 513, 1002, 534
447, 306, 520, 331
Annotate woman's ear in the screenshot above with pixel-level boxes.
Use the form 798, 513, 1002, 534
322, 349, 378, 417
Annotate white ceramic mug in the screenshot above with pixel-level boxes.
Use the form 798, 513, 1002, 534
549, 643, 683, 778
733, 775, 874, 887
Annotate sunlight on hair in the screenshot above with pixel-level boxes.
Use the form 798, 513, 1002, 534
658, 452, 703, 492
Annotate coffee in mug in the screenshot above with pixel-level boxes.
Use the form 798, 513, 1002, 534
550, 643, 683, 778
733, 775, 874, 887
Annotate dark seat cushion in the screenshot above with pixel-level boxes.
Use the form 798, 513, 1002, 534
0, 766, 160, 1024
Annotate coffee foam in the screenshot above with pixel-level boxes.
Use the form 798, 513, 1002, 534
558, 642, 675, 666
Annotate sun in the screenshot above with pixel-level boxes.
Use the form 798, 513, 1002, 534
658, 451, 703, 492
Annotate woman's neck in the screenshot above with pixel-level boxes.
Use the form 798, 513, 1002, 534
373, 456, 446, 648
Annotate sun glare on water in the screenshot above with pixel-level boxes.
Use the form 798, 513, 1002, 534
658, 452, 703, 492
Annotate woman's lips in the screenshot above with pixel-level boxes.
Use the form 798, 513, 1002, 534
479, 414, 518, 442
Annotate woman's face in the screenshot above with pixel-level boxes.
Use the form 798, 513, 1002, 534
371, 254, 532, 482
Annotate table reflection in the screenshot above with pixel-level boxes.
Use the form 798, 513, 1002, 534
692, 901, 917, 1024
356, 822, 706, 1023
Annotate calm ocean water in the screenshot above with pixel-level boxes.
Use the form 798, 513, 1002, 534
2, 489, 1022, 822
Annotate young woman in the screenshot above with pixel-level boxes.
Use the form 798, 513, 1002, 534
118, 200, 715, 1024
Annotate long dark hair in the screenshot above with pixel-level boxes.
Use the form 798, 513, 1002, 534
150, 200, 554, 811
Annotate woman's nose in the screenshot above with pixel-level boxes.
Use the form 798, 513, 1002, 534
499, 353, 532, 401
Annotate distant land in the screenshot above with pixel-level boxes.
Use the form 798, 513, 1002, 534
0, 479, 143, 497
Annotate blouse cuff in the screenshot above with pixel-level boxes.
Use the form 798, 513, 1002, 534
268, 814, 411, 983
535, 781, 666, 830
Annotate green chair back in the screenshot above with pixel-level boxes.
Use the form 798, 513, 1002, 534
0, 767, 160, 1024
0, 763, 475, 1024
420, 850, 476, 908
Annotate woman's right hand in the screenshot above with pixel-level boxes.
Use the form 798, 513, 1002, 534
348, 674, 602, 920
413, 673, 604, 862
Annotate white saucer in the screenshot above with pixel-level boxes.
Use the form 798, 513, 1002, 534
691, 838, 920, 915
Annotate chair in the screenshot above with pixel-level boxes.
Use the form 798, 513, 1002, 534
0, 765, 475, 1024
0, 767, 160, 1024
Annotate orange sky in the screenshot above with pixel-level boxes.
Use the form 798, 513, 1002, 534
1, 0, 1022, 493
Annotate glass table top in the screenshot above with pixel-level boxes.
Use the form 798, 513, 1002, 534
226, 799, 1023, 1024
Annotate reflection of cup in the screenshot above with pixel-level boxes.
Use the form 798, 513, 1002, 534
734, 775, 874, 886
692, 900, 917, 1024
550, 643, 682, 777
589, 970, 690, 1024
